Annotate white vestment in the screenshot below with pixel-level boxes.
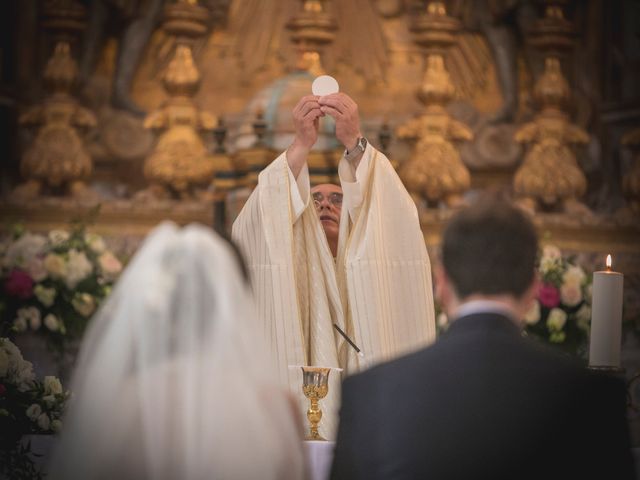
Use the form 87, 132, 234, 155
232, 144, 436, 439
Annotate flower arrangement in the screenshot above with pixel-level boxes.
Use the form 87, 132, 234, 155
524, 244, 592, 359
0, 223, 123, 354
0, 337, 69, 478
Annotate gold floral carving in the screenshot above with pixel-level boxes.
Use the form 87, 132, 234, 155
398, 2, 472, 207
513, 59, 589, 211
513, 3, 590, 213
16, 41, 97, 201
141, 1, 216, 200
286, 0, 336, 76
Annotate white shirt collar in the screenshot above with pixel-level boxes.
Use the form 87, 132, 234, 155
452, 300, 519, 324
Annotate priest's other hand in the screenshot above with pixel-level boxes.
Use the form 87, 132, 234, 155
318, 93, 362, 152
287, 95, 323, 177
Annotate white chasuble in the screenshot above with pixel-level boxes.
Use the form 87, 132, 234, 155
232, 144, 436, 440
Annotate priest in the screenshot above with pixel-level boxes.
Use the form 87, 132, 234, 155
232, 92, 436, 439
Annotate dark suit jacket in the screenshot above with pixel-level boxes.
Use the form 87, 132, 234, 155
330, 313, 635, 480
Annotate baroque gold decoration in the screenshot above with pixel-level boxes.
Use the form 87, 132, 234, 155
621, 129, 640, 215
15, 1, 97, 202
286, 0, 337, 75
398, 1, 472, 208
141, 0, 216, 200
513, 1, 590, 213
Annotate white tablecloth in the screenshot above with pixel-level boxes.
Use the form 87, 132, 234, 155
304, 440, 335, 480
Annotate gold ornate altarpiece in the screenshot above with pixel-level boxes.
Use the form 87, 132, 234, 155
2, 0, 639, 290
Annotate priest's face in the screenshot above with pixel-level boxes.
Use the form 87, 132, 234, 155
311, 183, 342, 244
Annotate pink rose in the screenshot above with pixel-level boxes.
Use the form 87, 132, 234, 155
538, 283, 560, 308
4, 269, 34, 299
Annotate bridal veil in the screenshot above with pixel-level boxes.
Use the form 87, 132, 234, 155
49, 222, 306, 479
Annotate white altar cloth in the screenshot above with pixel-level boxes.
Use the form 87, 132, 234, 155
304, 440, 335, 480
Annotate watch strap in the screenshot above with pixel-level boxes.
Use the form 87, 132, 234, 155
344, 137, 367, 161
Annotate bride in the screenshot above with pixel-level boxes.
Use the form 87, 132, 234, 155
48, 222, 307, 479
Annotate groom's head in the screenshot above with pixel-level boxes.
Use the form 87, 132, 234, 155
437, 197, 539, 316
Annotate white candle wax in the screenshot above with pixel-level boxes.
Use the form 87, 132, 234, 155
589, 269, 624, 367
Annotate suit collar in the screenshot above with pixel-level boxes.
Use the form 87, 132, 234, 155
443, 312, 523, 338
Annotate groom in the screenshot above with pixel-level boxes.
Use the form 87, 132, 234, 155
330, 197, 635, 479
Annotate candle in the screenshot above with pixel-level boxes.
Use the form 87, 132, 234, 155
588, 255, 624, 368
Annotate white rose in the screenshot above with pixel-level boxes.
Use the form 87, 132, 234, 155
65, 249, 93, 289
16, 306, 41, 330
560, 283, 582, 307
48, 229, 70, 246
37, 412, 51, 431
27, 307, 42, 331
576, 304, 591, 323
13, 316, 28, 332
34, 285, 57, 307
17, 306, 35, 321
542, 245, 562, 260
26, 403, 42, 421
563, 265, 586, 286
72, 293, 96, 317
85, 233, 106, 254
4, 234, 47, 269
44, 376, 63, 395
0, 348, 9, 377
44, 253, 67, 279
42, 395, 57, 407
524, 301, 541, 325
98, 251, 122, 281
437, 312, 449, 328
2, 338, 21, 358
539, 256, 562, 275
51, 419, 62, 432
44, 313, 59, 331
17, 361, 36, 391
546, 308, 567, 332
576, 304, 591, 334
25, 257, 48, 282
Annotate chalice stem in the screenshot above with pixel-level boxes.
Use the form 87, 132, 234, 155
307, 397, 324, 440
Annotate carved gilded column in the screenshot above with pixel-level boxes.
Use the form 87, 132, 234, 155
513, 1, 590, 213
141, 0, 217, 200
397, 1, 473, 208
14, 1, 97, 201
286, 0, 337, 76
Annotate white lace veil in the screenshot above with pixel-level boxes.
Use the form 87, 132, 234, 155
49, 222, 306, 480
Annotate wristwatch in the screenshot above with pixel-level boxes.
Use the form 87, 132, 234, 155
344, 137, 367, 161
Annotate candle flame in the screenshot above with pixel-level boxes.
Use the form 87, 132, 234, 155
606, 254, 612, 270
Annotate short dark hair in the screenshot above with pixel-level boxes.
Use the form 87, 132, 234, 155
441, 197, 538, 299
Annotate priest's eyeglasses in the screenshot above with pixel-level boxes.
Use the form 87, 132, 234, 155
312, 192, 343, 208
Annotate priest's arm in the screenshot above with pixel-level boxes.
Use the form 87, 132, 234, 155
319, 93, 437, 370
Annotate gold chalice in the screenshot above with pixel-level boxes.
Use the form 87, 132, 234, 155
301, 366, 331, 441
